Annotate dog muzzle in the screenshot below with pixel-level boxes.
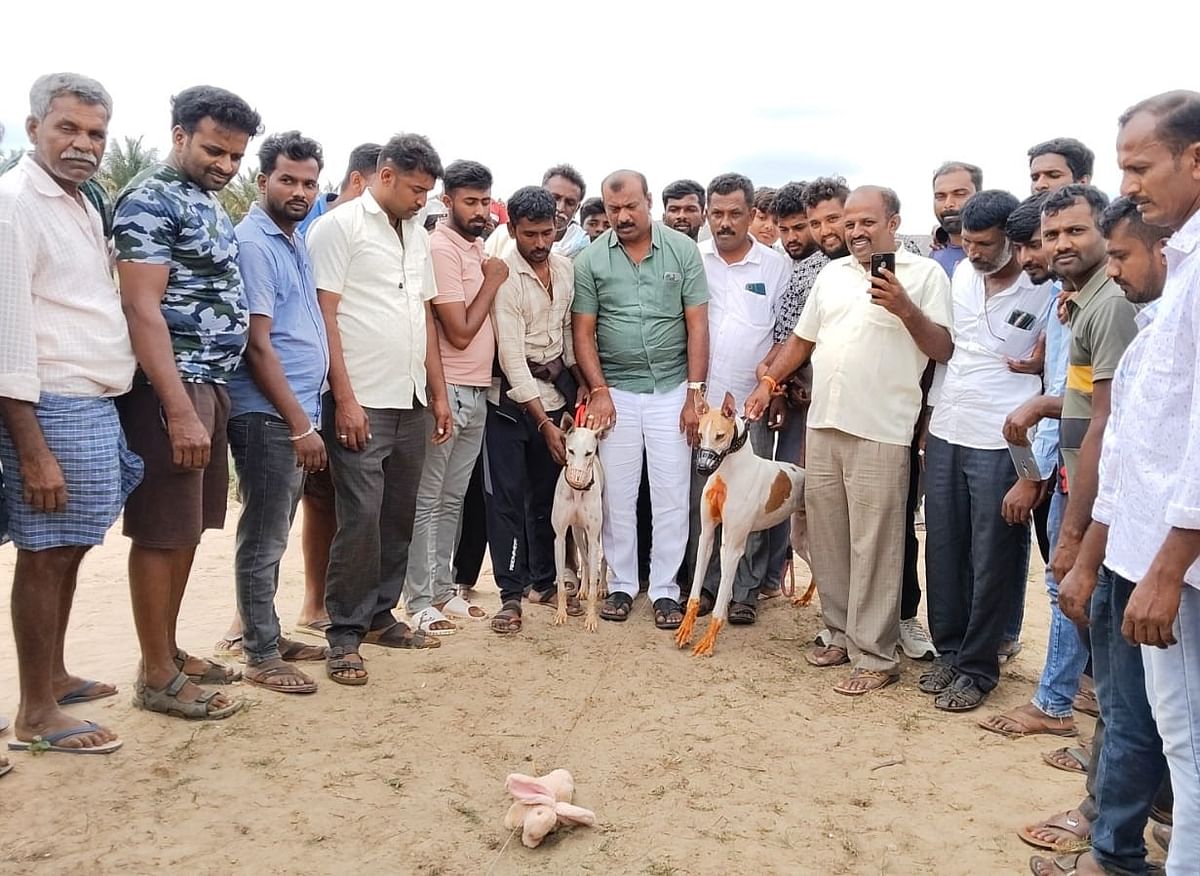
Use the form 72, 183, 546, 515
565, 468, 595, 490
695, 449, 723, 476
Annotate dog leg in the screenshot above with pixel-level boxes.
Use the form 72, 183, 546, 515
584, 529, 601, 633
553, 530, 569, 626
677, 515, 716, 648
694, 533, 745, 657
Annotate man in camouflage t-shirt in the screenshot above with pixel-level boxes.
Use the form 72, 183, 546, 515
113, 85, 260, 722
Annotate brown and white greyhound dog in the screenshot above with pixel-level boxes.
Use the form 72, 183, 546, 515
676, 392, 814, 656
552, 412, 607, 632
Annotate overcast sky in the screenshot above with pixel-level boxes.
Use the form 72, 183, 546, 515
3, 1, 1195, 232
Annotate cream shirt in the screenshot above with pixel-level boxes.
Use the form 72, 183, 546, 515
490, 250, 576, 411
0, 157, 135, 402
308, 189, 436, 409
794, 247, 952, 446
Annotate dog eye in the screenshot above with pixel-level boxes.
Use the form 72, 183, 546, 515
714, 433, 725, 440
585, 450, 593, 456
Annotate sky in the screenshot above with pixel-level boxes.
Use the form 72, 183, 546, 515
3, 0, 1196, 232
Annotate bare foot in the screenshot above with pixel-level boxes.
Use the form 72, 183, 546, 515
14, 706, 119, 750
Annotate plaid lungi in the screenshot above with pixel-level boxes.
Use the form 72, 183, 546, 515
0, 394, 143, 550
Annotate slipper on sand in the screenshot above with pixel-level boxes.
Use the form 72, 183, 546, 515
6, 720, 122, 755
57, 680, 119, 706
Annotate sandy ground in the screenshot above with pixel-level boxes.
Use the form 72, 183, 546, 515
0, 507, 1108, 876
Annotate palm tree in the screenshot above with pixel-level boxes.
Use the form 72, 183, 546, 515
97, 136, 159, 196
217, 169, 259, 223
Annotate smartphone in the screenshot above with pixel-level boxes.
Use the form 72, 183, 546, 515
870, 252, 895, 279
1007, 441, 1041, 481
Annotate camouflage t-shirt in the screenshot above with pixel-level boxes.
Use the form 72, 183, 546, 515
113, 163, 247, 383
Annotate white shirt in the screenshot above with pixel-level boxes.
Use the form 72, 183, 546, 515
699, 237, 789, 405
929, 261, 1052, 449
0, 157, 135, 402
794, 247, 952, 447
1094, 207, 1200, 590
308, 189, 436, 409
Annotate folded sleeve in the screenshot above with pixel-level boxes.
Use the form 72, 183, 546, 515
0, 213, 40, 401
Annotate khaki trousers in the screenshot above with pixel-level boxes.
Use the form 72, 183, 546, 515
805, 427, 909, 674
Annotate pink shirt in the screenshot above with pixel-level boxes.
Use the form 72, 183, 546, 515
430, 223, 495, 387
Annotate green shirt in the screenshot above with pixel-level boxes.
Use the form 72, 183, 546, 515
571, 222, 708, 393
1061, 266, 1138, 487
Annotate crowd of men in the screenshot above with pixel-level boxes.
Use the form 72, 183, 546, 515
1, 72, 1197, 874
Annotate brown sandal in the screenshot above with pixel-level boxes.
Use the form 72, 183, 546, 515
326, 648, 368, 686
362, 621, 440, 650
805, 643, 849, 667
979, 703, 1078, 738
277, 636, 329, 662
244, 659, 317, 695
491, 601, 523, 634
833, 668, 898, 696
1042, 746, 1090, 774
1019, 809, 1091, 851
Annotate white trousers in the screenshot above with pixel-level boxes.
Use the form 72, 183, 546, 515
600, 383, 690, 601
1143, 584, 1200, 875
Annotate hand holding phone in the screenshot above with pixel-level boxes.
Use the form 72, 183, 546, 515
870, 252, 896, 279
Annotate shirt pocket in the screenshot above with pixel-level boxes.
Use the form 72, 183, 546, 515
644, 272, 683, 318
404, 249, 430, 300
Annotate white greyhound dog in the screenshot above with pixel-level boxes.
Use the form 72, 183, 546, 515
552, 412, 607, 632
676, 392, 813, 656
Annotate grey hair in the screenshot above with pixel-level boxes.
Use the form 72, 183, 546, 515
29, 73, 112, 120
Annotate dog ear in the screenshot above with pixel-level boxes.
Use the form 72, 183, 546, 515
560, 412, 575, 433
721, 392, 736, 418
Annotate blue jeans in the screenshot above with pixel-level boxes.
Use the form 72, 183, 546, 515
1089, 566, 1166, 876
228, 413, 306, 663
1032, 488, 1089, 717
765, 403, 807, 589
924, 436, 1029, 691
1142, 584, 1200, 874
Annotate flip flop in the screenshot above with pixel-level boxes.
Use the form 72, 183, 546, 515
213, 635, 244, 658
1018, 809, 1091, 851
7, 720, 123, 755
833, 669, 897, 697
0, 715, 10, 735
1042, 746, 1089, 775
57, 680, 119, 706
0, 760, 11, 779
978, 706, 1077, 738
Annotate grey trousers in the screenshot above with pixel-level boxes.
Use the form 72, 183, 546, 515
683, 417, 773, 604
323, 396, 429, 650
404, 384, 488, 614
805, 427, 909, 674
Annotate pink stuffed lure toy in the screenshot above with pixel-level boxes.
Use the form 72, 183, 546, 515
504, 770, 596, 848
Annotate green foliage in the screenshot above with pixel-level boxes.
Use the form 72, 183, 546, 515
97, 136, 159, 195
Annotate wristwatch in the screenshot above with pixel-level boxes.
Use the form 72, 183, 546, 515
687, 381, 707, 396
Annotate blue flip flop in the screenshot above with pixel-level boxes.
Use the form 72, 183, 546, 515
7, 720, 122, 755
57, 680, 118, 706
